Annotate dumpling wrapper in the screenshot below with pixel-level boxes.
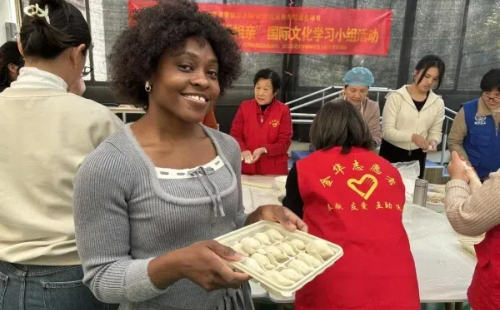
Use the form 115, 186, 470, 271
305, 239, 335, 260
241, 237, 262, 255
265, 229, 284, 241
277, 242, 296, 256
242, 257, 265, 274
297, 253, 322, 268
251, 253, 275, 270
290, 239, 306, 251
263, 270, 294, 286
254, 232, 272, 245
288, 259, 314, 275
280, 268, 304, 281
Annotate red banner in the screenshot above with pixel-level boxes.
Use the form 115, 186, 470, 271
128, 1, 392, 56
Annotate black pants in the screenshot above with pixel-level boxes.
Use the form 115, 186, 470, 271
379, 139, 426, 179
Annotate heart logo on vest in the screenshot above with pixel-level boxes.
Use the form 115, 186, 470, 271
347, 174, 379, 200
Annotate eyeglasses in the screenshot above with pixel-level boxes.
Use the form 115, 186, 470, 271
81, 66, 93, 77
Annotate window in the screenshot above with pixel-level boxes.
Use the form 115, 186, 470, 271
297, 0, 354, 87
407, 0, 466, 89
353, 0, 406, 89
458, 0, 500, 90
227, 0, 284, 86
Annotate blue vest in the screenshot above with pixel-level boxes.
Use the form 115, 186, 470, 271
463, 98, 500, 179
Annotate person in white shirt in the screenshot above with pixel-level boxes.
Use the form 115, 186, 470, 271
379, 55, 446, 179
0, 0, 122, 309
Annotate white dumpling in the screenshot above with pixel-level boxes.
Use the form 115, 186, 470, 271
231, 243, 248, 256
254, 232, 272, 245
263, 270, 294, 286
290, 239, 306, 251
305, 240, 335, 260
263, 245, 289, 262
251, 253, 275, 270
240, 237, 262, 255
288, 259, 314, 275
280, 268, 304, 281
242, 258, 265, 274
297, 253, 322, 268
265, 229, 284, 241
277, 242, 296, 256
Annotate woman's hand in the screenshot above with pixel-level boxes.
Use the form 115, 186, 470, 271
447, 151, 469, 183
250, 147, 266, 163
240, 150, 253, 164
424, 140, 437, 152
148, 241, 250, 291
411, 134, 429, 150
245, 205, 308, 233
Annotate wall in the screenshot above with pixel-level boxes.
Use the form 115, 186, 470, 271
0, 0, 18, 44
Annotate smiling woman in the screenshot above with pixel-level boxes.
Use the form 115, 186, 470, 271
72, 1, 307, 309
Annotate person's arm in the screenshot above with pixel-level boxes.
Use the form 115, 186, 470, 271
381, 95, 414, 143
202, 108, 218, 130
426, 99, 445, 145
282, 163, 304, 218
74, 144, 249, 303
73, 146, 170, 303
262, 106, 293, 156
368, 102, 381, 147
445, 170, 500, 236
229, 105, 249, 151
447, 108, 469, 161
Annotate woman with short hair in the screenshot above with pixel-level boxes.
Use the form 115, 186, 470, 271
230, 68, 292, 175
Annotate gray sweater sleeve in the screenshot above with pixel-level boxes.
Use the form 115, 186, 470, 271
73, 143, 168, 303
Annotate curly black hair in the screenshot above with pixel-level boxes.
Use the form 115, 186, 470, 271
109, 0, 242, 109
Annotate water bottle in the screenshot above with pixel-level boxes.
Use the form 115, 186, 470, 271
413, 179, 428, 207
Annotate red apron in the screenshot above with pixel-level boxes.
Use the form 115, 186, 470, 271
230, 99, 292, 175
295, 147, 420, 310
468, 226, 500, 310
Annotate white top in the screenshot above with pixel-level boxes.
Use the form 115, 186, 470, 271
381, 85, 445, 150
155, 156, 225, 179
0, 67, 123, 265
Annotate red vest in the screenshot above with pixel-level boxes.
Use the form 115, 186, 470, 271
295, 147, 420, 310
468, 226, 500, 309
232, 99, 291, 175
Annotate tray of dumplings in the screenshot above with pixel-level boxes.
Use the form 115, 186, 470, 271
215, 221, 343, 297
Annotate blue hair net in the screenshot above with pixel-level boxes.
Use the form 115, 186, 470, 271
343, 67, 375, 87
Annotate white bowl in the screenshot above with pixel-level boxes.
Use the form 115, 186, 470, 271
274, 176, 287, 195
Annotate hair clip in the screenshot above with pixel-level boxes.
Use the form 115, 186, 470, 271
24, 4, 50, 25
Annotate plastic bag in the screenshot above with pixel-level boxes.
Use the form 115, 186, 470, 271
391, 161, 420, 203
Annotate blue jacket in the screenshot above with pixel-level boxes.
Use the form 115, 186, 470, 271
463, 98, 500, 179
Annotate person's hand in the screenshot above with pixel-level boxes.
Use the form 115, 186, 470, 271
411, 134, 429, 150
447, 151, 469, 183
247, 205, 308, 233
241, 151, 253, 164
68, 77, 86, 96
251, 147, 266, 163
178, 241, 250, 291
424, 140, 437, 153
